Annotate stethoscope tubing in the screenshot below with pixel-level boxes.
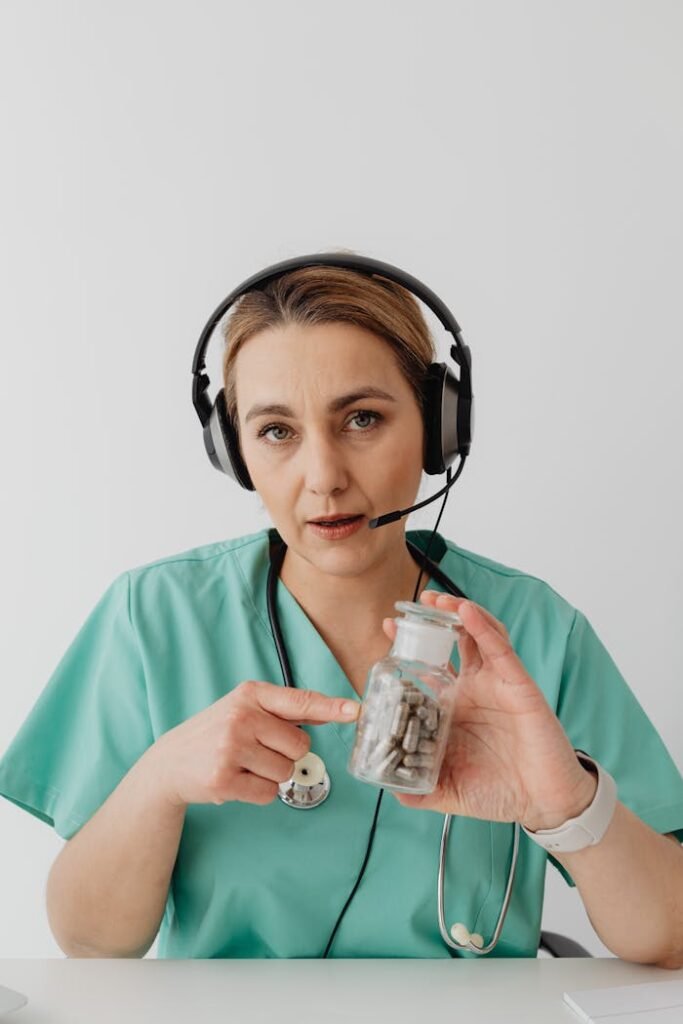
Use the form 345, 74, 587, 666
437, 811, 520, 954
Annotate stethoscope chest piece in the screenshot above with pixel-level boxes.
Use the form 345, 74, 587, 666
278, 751, 331, 809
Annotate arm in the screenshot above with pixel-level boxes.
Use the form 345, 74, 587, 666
46, 743, 186, 958
45, 682, 358, 958
387, 595, 683, 968
546, 767, 683, 968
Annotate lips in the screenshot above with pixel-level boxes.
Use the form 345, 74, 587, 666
307, 515, 366, 539
308, 514, 363, 525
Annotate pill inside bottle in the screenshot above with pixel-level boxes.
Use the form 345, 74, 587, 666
347, 600, 462, 794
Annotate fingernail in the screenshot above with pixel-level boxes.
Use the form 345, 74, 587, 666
342, 700, 360, 717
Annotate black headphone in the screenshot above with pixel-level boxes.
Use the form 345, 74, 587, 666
191, 252, 474, 492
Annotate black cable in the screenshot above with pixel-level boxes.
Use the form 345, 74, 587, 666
411, 463, 459, 601
321, 787, 385, 958
319, 464, 458, 957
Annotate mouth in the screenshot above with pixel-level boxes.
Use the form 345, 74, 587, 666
308, 514, 365, 526
307, 514, 366, 538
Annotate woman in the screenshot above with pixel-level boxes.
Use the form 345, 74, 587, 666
1, 260, 682, 963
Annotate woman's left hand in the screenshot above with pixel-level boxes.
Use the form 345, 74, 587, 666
381, 593, 597, 829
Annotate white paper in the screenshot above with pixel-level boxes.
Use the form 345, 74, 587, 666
564, 979, 683, 1022
0, 984, 27, 1016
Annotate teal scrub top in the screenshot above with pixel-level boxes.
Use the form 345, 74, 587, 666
1, 527, 683, 959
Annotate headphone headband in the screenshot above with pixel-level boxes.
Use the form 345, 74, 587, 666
191, 252, 474, 487
191, 252, 472, 429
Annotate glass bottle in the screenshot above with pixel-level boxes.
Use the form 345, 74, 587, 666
348, 600, 462, 794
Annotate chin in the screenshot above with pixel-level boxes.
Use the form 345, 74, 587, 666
308, 533, 385, 569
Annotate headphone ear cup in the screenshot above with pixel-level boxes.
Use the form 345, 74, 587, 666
206, 389, 255, 490
422, 363, 465, 474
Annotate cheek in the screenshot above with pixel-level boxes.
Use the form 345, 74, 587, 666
238, 434, 276, 480
383, 426, 424, 471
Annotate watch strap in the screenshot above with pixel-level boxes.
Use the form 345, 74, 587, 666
521, 751, 618, 853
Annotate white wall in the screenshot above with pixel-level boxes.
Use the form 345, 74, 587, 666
0, 0, 681, 959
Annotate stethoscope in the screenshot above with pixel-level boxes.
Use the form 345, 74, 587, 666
265, 531, 520, 956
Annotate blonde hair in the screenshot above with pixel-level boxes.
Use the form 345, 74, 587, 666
221, 252, 437, 433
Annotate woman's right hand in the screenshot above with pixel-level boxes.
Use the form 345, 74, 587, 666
151, 681, 360, 809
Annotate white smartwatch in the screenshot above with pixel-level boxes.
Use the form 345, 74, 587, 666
521, 751, 618, 853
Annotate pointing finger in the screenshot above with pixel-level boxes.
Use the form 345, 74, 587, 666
248, 681, 361, 723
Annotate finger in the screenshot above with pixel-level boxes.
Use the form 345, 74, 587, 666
254, 716, 311, 763
382, 617, 397, 639
248, 681, 361, 723
239, 742, 297, 784
392, 791, 429, 810
420, 590, 466, 607
230, 773, 280, 806
456, 629, 483, 673
465, 603, 510, 641
419, 592, 468, 643
419, 590, 469, 617
457, 602, 527, 683
424, 592, 509, 642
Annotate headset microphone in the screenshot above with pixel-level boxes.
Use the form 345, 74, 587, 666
368, 457, 466, 529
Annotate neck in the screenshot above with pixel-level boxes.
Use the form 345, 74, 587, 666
277, 531, 433, 641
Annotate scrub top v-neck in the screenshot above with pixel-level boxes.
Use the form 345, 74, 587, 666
1, 526, 682, 959
262, 528, 447, 739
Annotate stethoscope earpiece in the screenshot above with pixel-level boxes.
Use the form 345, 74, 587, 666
450, 922, 484, 950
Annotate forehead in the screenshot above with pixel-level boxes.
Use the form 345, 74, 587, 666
234, 322, 408, 402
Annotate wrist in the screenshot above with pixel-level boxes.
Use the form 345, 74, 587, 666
521, 752, 618, 854
142, 738, 189, 815
522, 758, 599, 833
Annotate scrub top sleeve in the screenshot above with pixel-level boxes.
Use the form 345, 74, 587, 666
550, 608, 683, 886
0, 571, 155, 841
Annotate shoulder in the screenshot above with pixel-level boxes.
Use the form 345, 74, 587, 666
412, 530, 578, 641
122, 527, 271, 608
426, 534, 584, 706
125, 527, 269, 576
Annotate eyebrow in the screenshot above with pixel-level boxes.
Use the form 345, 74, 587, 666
244, 387, 398, 424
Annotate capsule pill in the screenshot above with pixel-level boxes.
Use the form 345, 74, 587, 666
402, 716, 421, 753
375, 747, 403, 776
403, 753, 435, 768
368, 737, 395, 766
390, 702, 409, 740
425, 707, 439, 732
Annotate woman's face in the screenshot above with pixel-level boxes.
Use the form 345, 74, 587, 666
234, 321, 425, 578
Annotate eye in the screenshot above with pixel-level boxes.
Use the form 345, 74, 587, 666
256, 410, 384, 445
347, 410, 382, 431
257, 423, 290, 443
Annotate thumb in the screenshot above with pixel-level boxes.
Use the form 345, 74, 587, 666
392, 791, 428, 809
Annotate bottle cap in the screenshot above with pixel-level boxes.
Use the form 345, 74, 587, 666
392, 600, 461, 666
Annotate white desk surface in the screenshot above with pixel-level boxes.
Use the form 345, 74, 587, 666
1, 957, 682, 1023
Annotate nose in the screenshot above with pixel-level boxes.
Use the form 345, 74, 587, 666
302, 429, 351, 496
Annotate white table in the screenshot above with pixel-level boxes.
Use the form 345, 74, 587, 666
1, 957, 682, 1023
